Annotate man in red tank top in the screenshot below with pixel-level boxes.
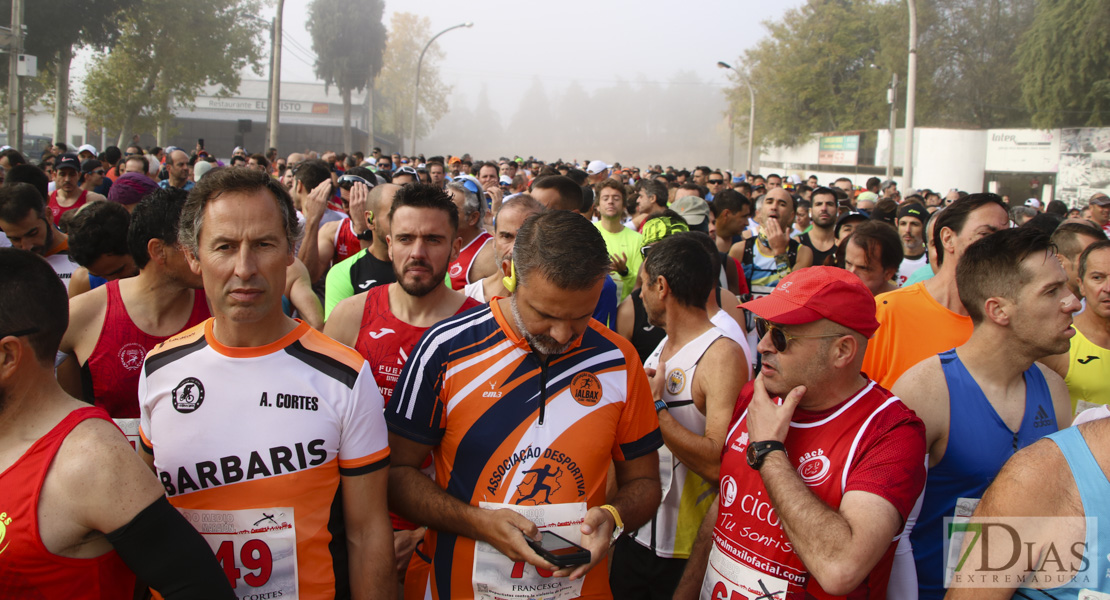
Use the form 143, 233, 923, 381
674, 267, 926, 600
0, 248, 232, 598
446, 178, 497, 290
325, 182, 479, 586
317, 169, 376, 274
47, 153, 105, 226
58, 188, 208, 418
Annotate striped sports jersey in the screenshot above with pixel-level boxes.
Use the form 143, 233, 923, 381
386, 299, 663, 599
139, 319, 390, 600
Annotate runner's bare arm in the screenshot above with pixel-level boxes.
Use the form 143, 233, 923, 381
342, 467, 397, 599
316, 220, 339, 275
615, 294, 636, 341
469, 238, 499, 282
727, 239, 747, 264
943, 439, 1074, 600
322, 292, 365, 347
285, 258, 323, 330
794, 244, 814, 270
386, 432, 559, 572
57, 288, 106, 399
672, 499, 717, 600
297, 180, 331, 282
68, 266, 92, 298
717, 289, 748, 336
657, 340, 748, 482
892, 356, 950, 467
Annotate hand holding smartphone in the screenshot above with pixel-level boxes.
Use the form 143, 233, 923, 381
525, 530, 591, 568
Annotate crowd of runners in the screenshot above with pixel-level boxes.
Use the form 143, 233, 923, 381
2, 141, 1110, 600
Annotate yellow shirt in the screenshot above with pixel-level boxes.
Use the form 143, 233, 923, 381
1064, 325, 1110, 415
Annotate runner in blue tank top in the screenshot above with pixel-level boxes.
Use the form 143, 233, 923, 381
892, 228, 1078, 599
945, 418, 1110, 599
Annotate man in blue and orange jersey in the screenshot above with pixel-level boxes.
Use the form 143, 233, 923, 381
386, 209, 664, 599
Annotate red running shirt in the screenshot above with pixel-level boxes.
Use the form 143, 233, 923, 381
82, 280, 210, 418
706, 379, 925, 600
447, 231, 491, 290
353, 284, 479, 530
47, 189, 88, 226
334, 218, 362, 265
0, 407, 136, 599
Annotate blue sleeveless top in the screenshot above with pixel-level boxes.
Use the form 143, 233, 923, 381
1022, 426, 1110, 598
912, 349, 1057, 599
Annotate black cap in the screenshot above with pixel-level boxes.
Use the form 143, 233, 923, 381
80, 159, 102, 174
897, 202, 928, 222
835, 211, 868, 238
55, 153, 81, 172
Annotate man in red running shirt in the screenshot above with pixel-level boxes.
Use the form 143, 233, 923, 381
675, 266, 926, 599
325, 182, 481, 582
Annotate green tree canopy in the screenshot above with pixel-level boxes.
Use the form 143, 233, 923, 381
374, 13, 453, 151
1017, 0, 1110, 127
306, 0, 387, 153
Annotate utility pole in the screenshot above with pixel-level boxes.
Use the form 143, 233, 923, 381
904, 0, 918, 189
886, 72, 897, 180
264, 16, 275, 148
7, 0, 23, 151
727, 113, 735, 175
267, 0, 284, 153
717, 62, 756, 175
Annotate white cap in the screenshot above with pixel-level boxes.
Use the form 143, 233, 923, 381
77, 144, 97, 156
586, 160, 610, 176
1025, 198, 1042, 209
499, 175, 512, 185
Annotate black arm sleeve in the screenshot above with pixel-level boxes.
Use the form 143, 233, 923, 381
106, 496, 235, 600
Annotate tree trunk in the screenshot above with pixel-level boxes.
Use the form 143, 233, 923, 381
118, 71, 160, 147
53, 44, 71, 149
342, 87, 352, 155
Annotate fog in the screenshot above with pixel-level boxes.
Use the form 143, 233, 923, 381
276, 0, 807, 168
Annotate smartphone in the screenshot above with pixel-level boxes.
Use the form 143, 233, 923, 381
198, 138, 205, 149
526, 530, 591, 568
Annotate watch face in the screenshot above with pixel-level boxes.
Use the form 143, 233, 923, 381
746, 442, 758, 467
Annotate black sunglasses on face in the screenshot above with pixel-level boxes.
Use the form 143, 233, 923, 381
755, 317, 843, 352
708, 179, 724, 184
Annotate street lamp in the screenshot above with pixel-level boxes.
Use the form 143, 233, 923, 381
717, 61, 756, 175
410, 22, 472, 156
871, 64, 898, 180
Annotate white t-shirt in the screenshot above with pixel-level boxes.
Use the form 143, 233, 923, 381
897, 253, 928, 287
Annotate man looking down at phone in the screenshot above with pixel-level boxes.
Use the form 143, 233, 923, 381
674, 266, 926, 599
385, 210, 663, 599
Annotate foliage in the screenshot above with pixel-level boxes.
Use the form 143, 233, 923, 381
80, 0, 265, 139
306, 0, 386, 96
1017, 0, 1110, 127
374, 12, 453, 147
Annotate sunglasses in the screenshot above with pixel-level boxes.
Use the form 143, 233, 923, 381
337, 174, 374, 191
460, 178, 482, 196
754, 317, 844, 352
89, 169, 106, 175
708, 179, 724, 184
640, 244, 654, 258
396, 166, 418, 176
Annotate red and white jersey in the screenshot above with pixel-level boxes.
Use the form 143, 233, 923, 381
703, 379, 925, 600
353, 285, 481, 402
448, 231, 491, 290
334, 218, 361, 265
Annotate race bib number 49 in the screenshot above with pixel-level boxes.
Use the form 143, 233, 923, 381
180, 506, 298, 599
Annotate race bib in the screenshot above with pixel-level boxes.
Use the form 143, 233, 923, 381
701, 542, 791, 600
473, 502, 586, 600
180, 506, 298, 599
114, 418, 140, 452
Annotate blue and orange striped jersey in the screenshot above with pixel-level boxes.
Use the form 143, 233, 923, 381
386, 298, 662, 599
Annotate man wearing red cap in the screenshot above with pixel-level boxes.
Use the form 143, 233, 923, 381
674, 266, 926, 600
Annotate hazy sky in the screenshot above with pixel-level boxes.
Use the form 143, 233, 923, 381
273, 0, 808, 119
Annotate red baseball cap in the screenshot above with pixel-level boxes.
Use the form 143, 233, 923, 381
739, 266, 880, 338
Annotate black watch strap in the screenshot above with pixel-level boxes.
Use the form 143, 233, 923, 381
747, 440, 786, 470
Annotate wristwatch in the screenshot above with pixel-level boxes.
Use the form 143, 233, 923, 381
654, 399, 668, 413
746, 440, 786, 471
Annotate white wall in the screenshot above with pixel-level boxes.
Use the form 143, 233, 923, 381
24, 106, 87, 148
911, 128, 986, 194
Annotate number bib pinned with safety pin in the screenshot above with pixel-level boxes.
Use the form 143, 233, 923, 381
180, 506, 299, 598
473, 502, 586, 600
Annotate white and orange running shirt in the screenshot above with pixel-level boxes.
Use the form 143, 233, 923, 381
139, 318, 390, 600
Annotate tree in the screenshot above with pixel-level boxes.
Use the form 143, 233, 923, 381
374, 12, 452, 152
306, 0, 386, 154
80, 0, 265, 146
1017, 0, 1110, 127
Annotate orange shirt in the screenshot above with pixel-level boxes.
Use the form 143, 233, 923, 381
861, 281, 974, 390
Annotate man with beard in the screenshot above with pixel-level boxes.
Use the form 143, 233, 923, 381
385, 210, 663, 600
463, 194, 545, 303
893, 228, 1075, 600
794, 186, 838, 268
48, 153, 105, 225
896, 203, 929, 286
325, 183, 481, 587
594, 178, 642, 301
57, 189, 209, 418
732, 187, 799, 296
0, 182, 77, 289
